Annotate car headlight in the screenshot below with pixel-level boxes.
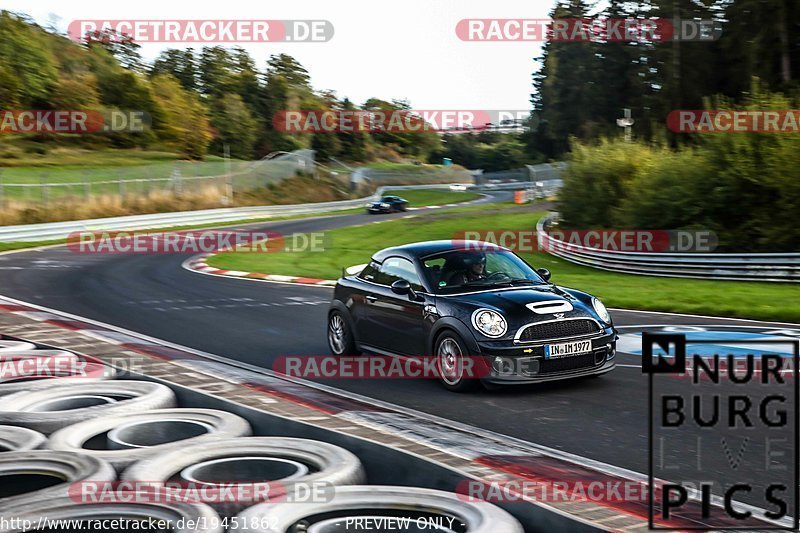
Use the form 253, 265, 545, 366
471, 309, 507, 338
592, 297, 612, 324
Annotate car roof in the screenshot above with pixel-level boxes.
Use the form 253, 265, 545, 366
372, 240, 504, 262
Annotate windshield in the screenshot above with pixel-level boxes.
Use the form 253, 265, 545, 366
422, 249, 546, 292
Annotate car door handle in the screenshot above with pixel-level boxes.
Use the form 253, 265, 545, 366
365, 295, 378, 302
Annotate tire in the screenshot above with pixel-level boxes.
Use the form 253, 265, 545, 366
434, 330, 481, 392
0, 361, 119, 397
0, 381, 177, 434
327, 310, 359, 356
230, 485, 523, 533
47, 408, 252, 471
0, 341, 36, 353
123, 437, 366, 515
0, 451, 115, 511
0, 497, 223, 533
0, 426, 46, 452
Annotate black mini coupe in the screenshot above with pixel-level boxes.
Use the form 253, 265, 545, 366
327, 240, 617, 391
366, 195, 409, 214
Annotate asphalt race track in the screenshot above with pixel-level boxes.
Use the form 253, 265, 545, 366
0, 194, 797, 516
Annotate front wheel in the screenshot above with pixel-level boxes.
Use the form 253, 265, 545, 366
435, 331, 480, 392
327, 311, 359, 356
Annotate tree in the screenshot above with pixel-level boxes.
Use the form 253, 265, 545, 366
257, 54, 316, 154
336, 98, 368, 161
198, 46, 236, 97
49, 73, 101, 109
151, 49, 197, 91
266, 53, 311, 88
530, 0, 602, 156
84, 28, 144, 72
0, 11, 58, 106
151, 74, 212, 159
209, 94, 258, 159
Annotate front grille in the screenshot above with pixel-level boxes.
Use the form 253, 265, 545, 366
517, 319, 599, 342
540, 353, 599, 374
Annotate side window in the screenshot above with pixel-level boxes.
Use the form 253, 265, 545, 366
358, 261, 380, 282
422, 257, 446, 288
378, 257, 424, 292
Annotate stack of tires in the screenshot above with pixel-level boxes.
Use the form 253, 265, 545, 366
0, 341, 523, 532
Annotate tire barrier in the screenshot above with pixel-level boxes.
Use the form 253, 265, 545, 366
0, 341, 36, 353
0, 426, 46, 452
0, 336, 552, 531
122, 437, 367, 515
0, 381, 177, 434
0, 451, 115, 510
0, 497, 224, 533
47, 408, 253, 470
231, 485, 524, 533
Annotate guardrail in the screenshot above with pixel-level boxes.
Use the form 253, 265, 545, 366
0, 184, 478, 243
537, 215, 800, 282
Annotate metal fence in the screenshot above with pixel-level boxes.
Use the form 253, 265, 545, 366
0, 184, 465, 243
0, 150, 316, 206
474, 162, 567, 185
537, 215, 800, 282
352, 166, 473, 186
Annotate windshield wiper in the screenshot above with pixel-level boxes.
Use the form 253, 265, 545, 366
507, 278, 542, 285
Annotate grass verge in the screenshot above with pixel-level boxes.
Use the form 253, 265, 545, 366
0, 189, 481, 253
382, 188, 481, 207
207, 208, 800, 323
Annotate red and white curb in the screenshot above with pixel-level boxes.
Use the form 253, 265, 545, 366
184, 253, 336, 287
181, 196, 487, 287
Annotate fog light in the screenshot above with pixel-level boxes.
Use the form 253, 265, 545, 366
606, 343, 616, 360
492, 356, 504, 373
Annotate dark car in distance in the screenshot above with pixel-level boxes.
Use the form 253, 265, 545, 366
366, 195, 409, 214
327, 240, 617, 391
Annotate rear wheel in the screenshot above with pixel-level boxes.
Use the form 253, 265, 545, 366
327, 311, 359, 356
435, 331, 480, 392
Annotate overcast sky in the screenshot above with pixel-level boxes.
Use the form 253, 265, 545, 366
4, 0, 554, 110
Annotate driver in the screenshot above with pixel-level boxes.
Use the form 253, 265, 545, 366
449, 252, 486, 286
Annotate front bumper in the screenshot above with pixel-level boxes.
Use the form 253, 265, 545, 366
367, 206, 391, 213
475, 329, 617, 384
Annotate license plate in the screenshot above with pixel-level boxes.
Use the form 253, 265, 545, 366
545, 340, 592, 359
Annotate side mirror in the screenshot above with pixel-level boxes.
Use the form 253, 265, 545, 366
391, 279, 412, 295
536, 268, 552, 282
